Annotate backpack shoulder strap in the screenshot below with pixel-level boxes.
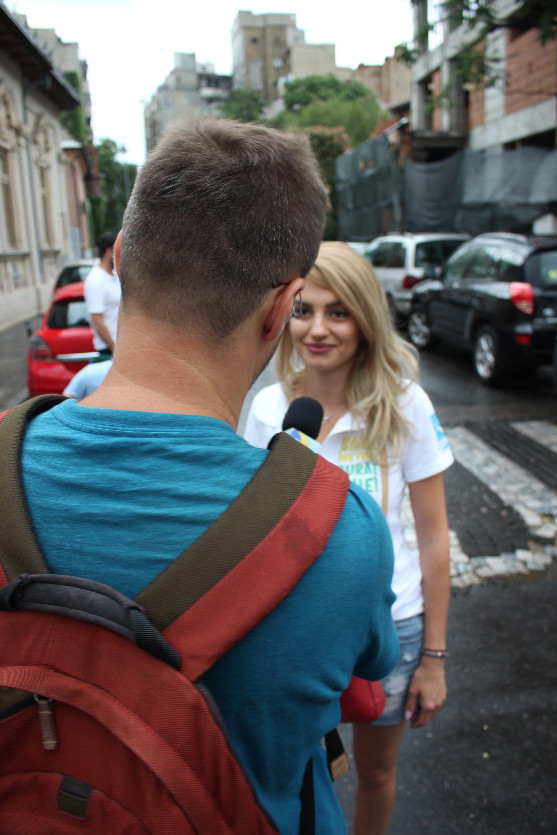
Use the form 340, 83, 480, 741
0, 399, 349, 682
0, 395, 67, 584
138, 432, 349, 681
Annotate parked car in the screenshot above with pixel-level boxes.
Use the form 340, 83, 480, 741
345, 242, 370, 256
53, 259, 94, 293
407, 233, 557, 385
364, 232, 470, 326
27, 282, 98, 397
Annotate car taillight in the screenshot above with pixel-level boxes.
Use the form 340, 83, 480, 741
509, 282, 534, 315
28, 335, 56, 361
402, 275, 422, 290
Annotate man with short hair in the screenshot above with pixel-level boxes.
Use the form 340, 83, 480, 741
21, 120, 397, 833
84, 230, 120, 355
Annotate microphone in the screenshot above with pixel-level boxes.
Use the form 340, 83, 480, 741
281, 397, 323, 453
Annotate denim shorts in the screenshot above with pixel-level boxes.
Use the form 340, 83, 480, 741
372, 614, 424, 726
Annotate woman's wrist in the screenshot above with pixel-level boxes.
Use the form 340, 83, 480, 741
421, 648, 448, 659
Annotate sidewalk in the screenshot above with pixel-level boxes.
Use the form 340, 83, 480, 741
0, 316, 40, 410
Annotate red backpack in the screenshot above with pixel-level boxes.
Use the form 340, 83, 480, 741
0, 395, 350, 834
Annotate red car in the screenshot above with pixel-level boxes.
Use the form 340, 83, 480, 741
27, 282, 98, 397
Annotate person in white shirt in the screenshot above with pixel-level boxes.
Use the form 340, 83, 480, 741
84, 231, 120, 355
244, 241, 454, 835
63, 360, 112, 400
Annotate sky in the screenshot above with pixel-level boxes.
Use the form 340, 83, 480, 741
9, 0, 415, 166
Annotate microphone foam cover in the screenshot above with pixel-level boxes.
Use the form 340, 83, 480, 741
282, 397, 323, 440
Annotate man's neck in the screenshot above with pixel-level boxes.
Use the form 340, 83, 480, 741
99, 255, 113, 275
82, 312, 261, 429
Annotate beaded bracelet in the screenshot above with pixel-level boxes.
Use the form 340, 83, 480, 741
421, 649, 448, 658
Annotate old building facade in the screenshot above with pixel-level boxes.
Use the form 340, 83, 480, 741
0, 6, 83, 330
410, 0, 557, 157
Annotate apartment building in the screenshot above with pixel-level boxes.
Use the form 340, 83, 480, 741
13, 13, 93, 144
232, 9, 410, 117
410, 0, 557, 159
354, 51, 411, 112
0, 5, 83, 330
144, 53, 232, 154
232, 11, 305, 102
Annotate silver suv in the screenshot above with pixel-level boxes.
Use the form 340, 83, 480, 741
364, 233, 469, 326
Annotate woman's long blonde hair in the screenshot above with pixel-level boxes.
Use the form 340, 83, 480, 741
276, 241, 419, 457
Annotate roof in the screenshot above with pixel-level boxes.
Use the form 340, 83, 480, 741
475, 233, 557, 251
52, 280, 86, 301
0, 6, 79, 111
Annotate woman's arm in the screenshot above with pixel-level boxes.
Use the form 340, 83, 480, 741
405, 472, 450, 729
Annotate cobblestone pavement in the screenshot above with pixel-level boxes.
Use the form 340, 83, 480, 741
401, 419, 557, 589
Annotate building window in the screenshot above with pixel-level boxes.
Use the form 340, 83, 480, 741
272, 57, 283, 68
0, 149, 17, 247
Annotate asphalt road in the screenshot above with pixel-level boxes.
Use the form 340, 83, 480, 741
412, 341, 556, 425
333, 574, 557, 834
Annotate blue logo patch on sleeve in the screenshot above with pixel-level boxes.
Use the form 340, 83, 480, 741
430, 414, 449, 451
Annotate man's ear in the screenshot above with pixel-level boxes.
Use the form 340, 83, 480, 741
263, 277, 305, 342
114, 230, 123, 273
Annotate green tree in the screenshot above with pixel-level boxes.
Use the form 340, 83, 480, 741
285, 97, 381, 147
276, 75, 383, 147
303, 126, 351, 239
219, 88, 263, 122
283, 74, 351, 110
89, 139, 137, 242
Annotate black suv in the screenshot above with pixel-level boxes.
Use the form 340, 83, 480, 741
407, 233, 557, 385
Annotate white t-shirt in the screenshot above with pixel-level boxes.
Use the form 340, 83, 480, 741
84, 265, 121, 350
243, 381, 454, 621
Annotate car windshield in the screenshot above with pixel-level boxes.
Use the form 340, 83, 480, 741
57, 265, 92, 288
415, 240, 466, 268
524, 250, 557, 289
47, 299, 89, 329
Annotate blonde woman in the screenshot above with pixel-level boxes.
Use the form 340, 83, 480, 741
244, 241, 453, 835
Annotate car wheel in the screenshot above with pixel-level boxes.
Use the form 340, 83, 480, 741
473, 325, 508, 385
407, 308, 437, 350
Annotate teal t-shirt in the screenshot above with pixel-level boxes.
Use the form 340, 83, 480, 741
21, 399, 397, 834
